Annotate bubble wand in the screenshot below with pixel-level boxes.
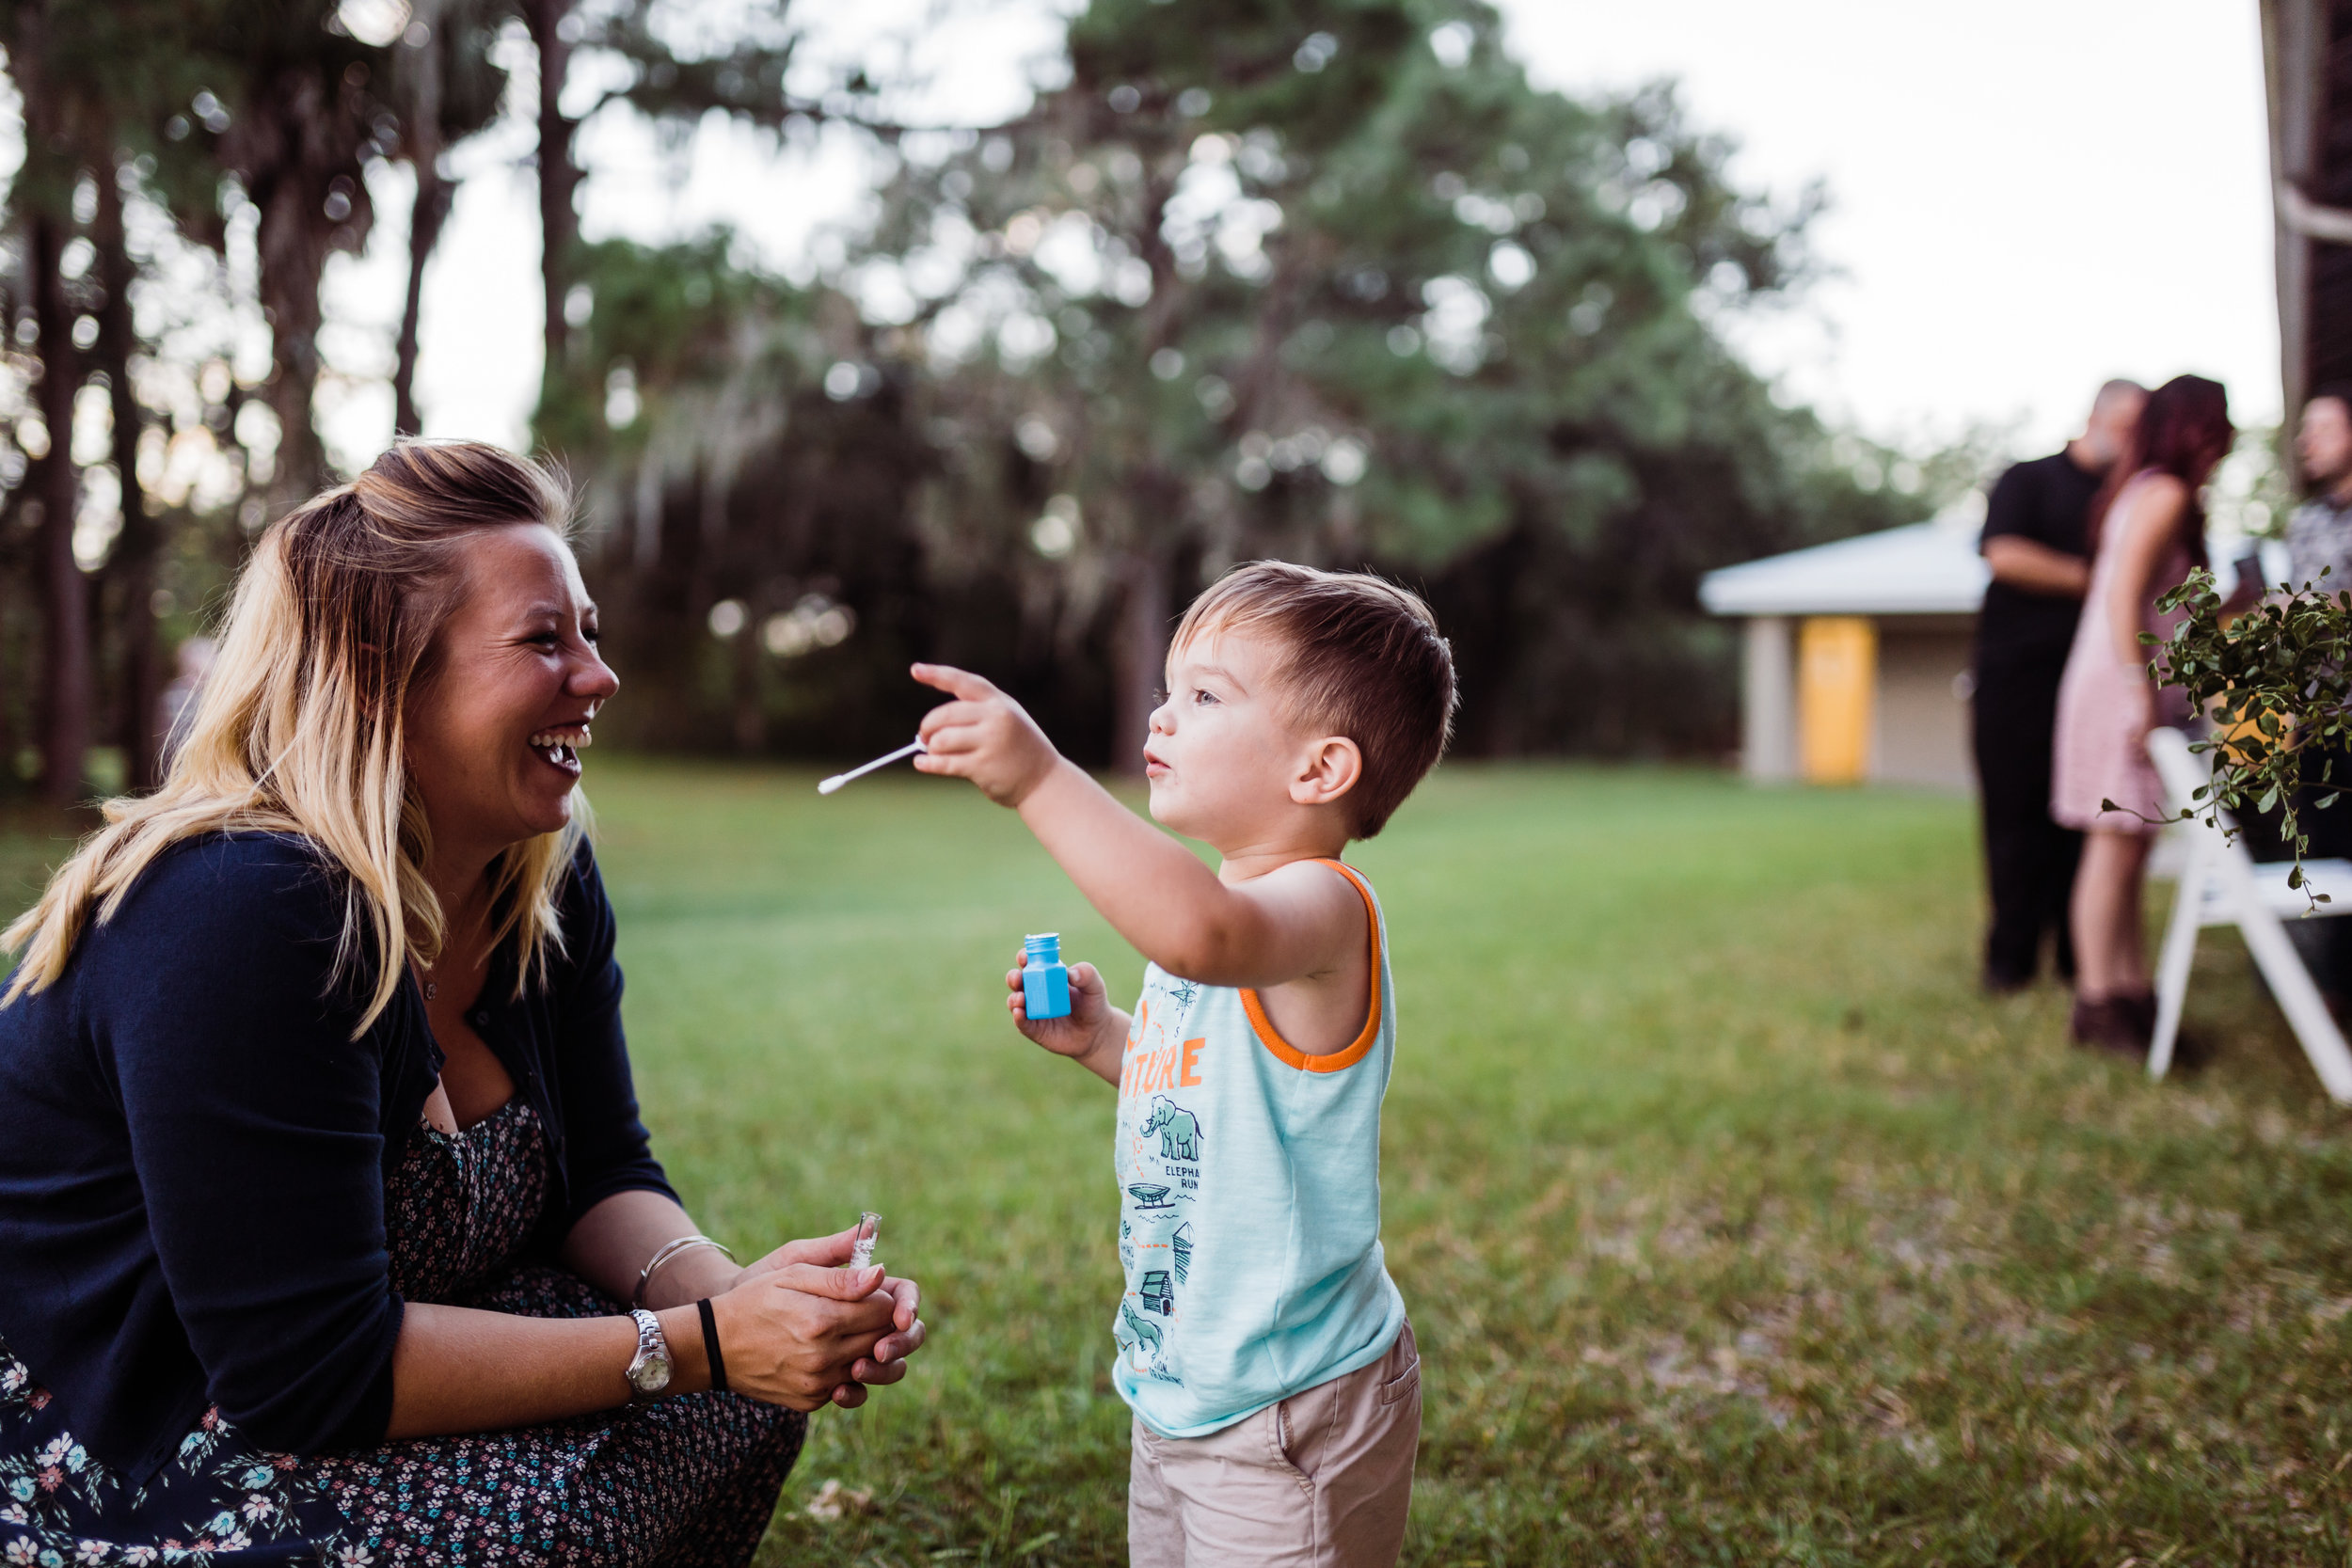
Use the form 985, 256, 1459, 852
817, 740, 925, 795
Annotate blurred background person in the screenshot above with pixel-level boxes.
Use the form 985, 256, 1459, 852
2239, 388, 2352, 1005
2051, 375, 2237, 1055
1972, 380, 2146, 993
2287, 388, 2352, 588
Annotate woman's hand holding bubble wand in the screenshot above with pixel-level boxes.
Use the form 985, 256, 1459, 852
719, 1221, 922, 1407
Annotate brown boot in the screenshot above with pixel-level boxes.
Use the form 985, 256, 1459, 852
2070, 994, 2151, 1059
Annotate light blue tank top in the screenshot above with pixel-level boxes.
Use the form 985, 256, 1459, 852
1109, 859, 1406, 1437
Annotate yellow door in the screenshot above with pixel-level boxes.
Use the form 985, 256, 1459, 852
1798, 616, 1876, 784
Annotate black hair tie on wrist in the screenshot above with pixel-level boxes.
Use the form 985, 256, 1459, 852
696, 1298, 727, 1394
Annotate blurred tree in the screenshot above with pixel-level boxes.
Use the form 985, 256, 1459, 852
0, 0, 200, 799
93, 167, 162, 788
198, 3, 389, 511
855, 0, 1927, 763
7, 0, 89, 805
520, 0, 581, 407
522, 0, 818, 436
547, 233, 943, 755
518, 0, 948, 455
390, 0, 514, 435
0, 0, 1970, 787
58, 1, 212, 788
0, 0, 365, 797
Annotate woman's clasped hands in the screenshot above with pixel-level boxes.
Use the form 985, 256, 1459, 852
710, 1224, 925, 1412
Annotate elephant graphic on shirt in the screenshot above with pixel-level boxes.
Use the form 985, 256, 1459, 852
1117, 1301, 1165, 1358
1139, 1096, 1201, 1161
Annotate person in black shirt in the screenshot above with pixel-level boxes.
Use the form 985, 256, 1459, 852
1973, 379, 2145, 991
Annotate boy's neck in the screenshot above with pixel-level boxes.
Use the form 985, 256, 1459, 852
1211, 825, 1352, 884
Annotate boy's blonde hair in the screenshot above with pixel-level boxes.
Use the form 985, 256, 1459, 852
1173, 562, 1455, 836
3, 440, 586, 1035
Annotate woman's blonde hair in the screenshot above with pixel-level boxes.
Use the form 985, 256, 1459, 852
2, 439, 587, 1035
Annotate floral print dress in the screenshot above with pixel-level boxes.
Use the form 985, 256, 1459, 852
0, 1101, 803, 1567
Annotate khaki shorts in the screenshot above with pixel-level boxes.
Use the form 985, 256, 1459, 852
1128, 1320, 1422, 1568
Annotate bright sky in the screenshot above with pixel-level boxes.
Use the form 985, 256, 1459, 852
317, 0, 2280, 469
1502, 0, 2280, 454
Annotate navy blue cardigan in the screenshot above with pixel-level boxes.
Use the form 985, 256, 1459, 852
0, 833, 675, 1482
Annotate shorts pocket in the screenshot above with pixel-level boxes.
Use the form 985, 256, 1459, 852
1267, 1401, 1314, 1489
1377, 1321, 1422, 1408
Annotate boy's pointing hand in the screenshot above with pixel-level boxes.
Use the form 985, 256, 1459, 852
912, 663, 1062, 807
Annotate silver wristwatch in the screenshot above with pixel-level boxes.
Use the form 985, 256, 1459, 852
624, 1307, 673, 1406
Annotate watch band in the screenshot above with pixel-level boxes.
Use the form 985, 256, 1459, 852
625, 1307, 673, 1406
697, 1298, 727, 1394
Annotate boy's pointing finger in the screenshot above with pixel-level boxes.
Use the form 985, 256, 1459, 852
910, 661, 997, 700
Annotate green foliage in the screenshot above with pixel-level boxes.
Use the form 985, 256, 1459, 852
538, 230, 818, 459
547, 234, 962, 756
2148, 568, 2352, 896
533, 0, 1945, 760
587, 0, 806, 130
0, 0, 1977, 777
844, 0, 1931, 754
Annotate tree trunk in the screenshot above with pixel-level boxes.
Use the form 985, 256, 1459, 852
393, 0, 452, 436
252, 127, 331, 514
30, 218, 87, 811
392, 179, 453, 437
524, 0, 580, 387
223, 58, 374, 516
17, 2, 87, 810
94, 164, 165, 790
1113, 548, 1170, 778
0, 565, 17, 790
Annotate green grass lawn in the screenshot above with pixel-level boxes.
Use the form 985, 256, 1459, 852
7, 763, 2352, 1564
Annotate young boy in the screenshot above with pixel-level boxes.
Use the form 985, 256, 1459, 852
910, 562, 1455, 1566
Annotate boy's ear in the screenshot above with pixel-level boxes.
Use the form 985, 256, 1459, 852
1289, 736, 1363, 809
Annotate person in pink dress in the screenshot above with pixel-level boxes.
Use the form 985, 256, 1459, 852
2050, 374, 2240, 1054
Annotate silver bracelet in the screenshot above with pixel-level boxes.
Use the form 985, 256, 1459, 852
632, 1234, 737, 1310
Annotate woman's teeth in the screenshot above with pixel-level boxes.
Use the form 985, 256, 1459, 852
528, 727, 591, 767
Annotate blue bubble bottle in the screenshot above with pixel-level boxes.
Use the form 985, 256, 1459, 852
1024, 933, 1072, 1021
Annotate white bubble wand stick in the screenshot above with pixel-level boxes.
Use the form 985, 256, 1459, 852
817, 740, 925, 795
850, 1211, 881, 1270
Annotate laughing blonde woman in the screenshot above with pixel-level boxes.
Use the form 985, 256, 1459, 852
0, 442, 924, 1565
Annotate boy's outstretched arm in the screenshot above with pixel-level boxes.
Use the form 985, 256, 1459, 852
911, 664, 1359, 989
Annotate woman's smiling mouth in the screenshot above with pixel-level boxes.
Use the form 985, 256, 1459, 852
527, 725, 592, 774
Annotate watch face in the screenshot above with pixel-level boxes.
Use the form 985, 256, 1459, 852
635, 1352, 672, 1393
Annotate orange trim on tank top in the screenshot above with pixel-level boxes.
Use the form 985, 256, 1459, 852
1240, 858, 1383, 1073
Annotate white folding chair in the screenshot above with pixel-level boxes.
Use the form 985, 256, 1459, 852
2146, 726, 2352, 1101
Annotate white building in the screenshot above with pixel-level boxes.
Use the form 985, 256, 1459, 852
1700, 509, 2280, 793
1699, 507, 1988, 791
